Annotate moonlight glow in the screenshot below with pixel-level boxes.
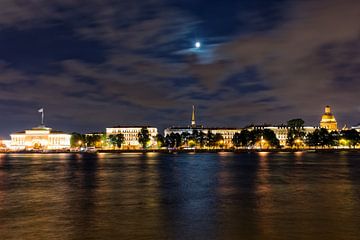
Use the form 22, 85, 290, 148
195, 41, 201, 48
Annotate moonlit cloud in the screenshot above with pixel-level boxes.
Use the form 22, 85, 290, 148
0, 0, 359, 137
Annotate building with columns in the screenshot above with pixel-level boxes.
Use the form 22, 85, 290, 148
320, 106, 338, 131
106, 126, 158, 149
246, 125, 318, 147
10, 125, 71, 150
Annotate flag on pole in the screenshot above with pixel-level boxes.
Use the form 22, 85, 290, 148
38, 108, 44, 125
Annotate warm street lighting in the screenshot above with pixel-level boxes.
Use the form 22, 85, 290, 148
339, 138, 348, 148
260, 137, 267, 149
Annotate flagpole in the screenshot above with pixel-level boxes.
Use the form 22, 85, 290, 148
38, 108, 44, 126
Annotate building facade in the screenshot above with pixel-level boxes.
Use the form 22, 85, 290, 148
0, 139, 11, 151
247, 125, 318, 147
10, 125, 71, 150
164, 106, 242, 148
320, 106, 338, 131
106, 126, 158, 149
352, 125, 360, 132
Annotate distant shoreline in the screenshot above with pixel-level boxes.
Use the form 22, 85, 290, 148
1, 148, 360, 154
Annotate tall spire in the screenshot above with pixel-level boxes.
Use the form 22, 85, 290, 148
191, 105, 196, 127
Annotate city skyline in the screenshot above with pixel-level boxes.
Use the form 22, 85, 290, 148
1, 104, 357, 139
0, 0, 360, 137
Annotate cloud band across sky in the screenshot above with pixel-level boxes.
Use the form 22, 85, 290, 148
0, 0, 359, 136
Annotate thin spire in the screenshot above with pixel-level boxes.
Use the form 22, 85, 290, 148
191, 105, 196, 127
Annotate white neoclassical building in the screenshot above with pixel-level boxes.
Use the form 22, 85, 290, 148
10, 125, 71, 150
106, 126, 158, 149
247, 125, 318, 147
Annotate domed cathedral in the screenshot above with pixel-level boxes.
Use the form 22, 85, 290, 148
320, 106, 338, 131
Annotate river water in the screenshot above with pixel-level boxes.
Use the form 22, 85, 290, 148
1, 152, 360, 240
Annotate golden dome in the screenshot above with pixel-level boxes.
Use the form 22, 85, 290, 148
321, 113, 336, 121
320, 106, 338, 130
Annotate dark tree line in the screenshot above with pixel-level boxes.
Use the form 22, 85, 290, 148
70, 127, 152, 149
71, 132, 123, 148
71, 123, 360, 150
307, 129, 360, 148
232, 129, 280, 148
156, 130, 224, 149
286, 119, 306, 147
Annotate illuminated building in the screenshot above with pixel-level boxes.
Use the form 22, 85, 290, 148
164, 106, 242, 148
106, 126, 158, 149
352, 124, 360, 132
10, 125, 71, 150
247, 125, 317, 147
0, 139, 11, 150
320, 106, 338, 131
247, 125, 288, 147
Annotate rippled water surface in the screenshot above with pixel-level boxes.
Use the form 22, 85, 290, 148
1, 152, 360, 240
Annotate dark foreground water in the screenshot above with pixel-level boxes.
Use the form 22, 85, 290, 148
1, 152, 360, 240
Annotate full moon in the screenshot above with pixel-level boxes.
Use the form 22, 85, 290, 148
195, 41, 201, 48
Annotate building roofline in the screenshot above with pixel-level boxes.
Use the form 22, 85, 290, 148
108, 126, 157, 128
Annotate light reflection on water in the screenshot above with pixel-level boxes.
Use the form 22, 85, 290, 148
0, 152, 360, 240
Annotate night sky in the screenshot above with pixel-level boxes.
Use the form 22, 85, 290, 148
0, 0, 359, 137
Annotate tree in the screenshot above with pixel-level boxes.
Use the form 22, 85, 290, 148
232, 132, 242, 148
214, 133, 224, 148
232, 130, 252, 148
262, 129, 280, 148
85, 134, 101, 147
306, 130, 320, 148
330, 131, 341, 146
341, 129, 360, 148
70, 132, 85, 148
317, 128, 334, 147
165, 134, 174, 148
100, 133, 108, 148
206, 131, 216, 148
287, 119, 305, 129
192, 130, 206, 148
287, 119, 306, 147
249, 129, 263, 147
187, 131, 197, 148
306, 129, 338, 148
181, 132, 191, 146
155, 133, 165, 148
165, 133, 182, 148
108, 134, 125, 149
138, 127, 150, 149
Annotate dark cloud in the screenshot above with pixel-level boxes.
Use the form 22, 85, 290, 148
0, 0, 359, 137
210, 0, 360, 125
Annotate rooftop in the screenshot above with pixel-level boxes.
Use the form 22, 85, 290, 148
11, 125, 70, 135
109, 125, 156, 128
